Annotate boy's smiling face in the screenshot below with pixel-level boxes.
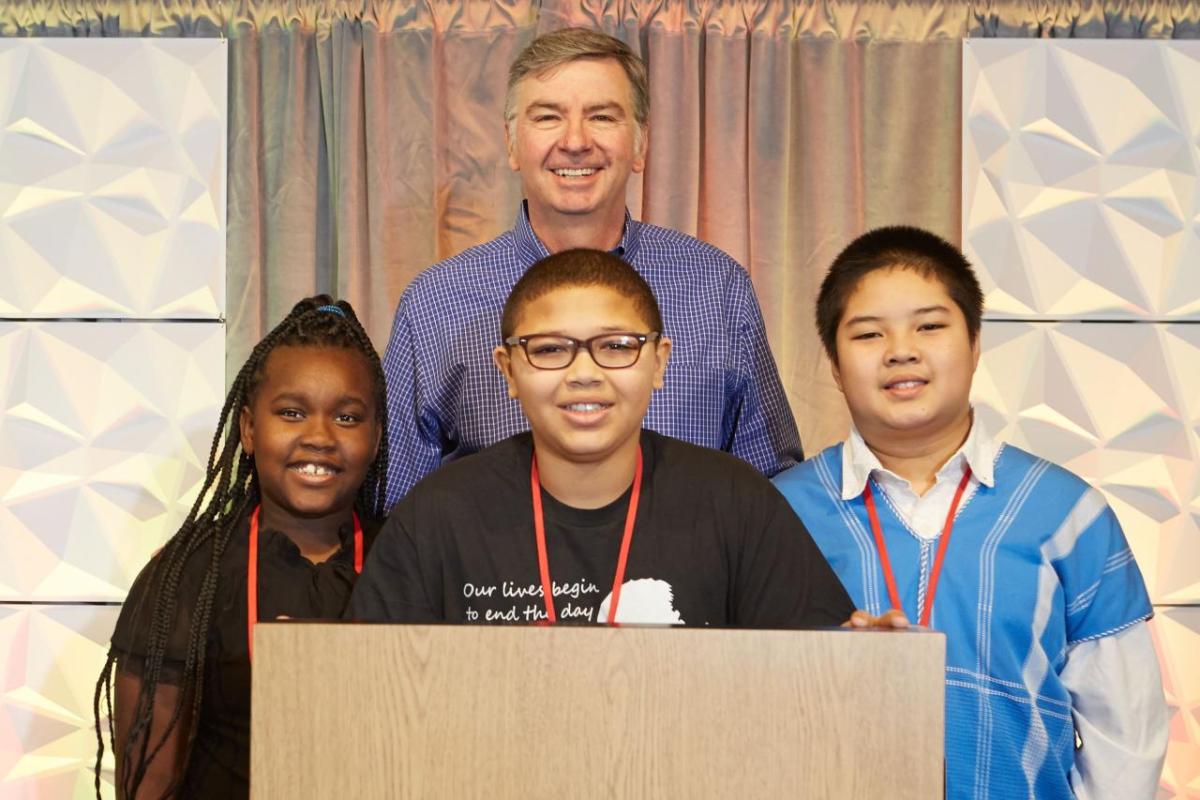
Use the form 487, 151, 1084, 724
493, 284, 670, 468
832, 266, 979, 447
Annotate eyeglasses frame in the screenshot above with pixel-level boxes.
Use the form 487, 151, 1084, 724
503, 331, 662, 370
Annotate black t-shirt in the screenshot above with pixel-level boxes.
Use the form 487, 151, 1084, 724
350, 432, 853, 628
109, 512, 379, 799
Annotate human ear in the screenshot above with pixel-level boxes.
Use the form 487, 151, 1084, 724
632, 124, 648, 174
505, 122, 520, 172
970, 332, 981, 373
238, 405, 255, 455
493, 346, 519, 399
651, 335, 671, 390
829, 353, 845, 394
369, 416, 382, 463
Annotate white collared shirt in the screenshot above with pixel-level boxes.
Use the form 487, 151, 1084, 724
840, 416, 998, 540
838, 417, 1167, 798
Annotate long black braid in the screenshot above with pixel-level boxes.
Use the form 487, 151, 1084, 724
92, 294, 389, 799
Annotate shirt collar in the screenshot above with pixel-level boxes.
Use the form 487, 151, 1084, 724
512, 200, 640, 266
839, 412, 999, 501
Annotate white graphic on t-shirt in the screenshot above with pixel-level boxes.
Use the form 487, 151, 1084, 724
596, 578, 685, 625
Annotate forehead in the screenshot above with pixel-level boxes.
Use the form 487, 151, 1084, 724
515, 57, 633, 107
255, 345, 373, 395
514, 284, 651, 331
842, 266, 957, 317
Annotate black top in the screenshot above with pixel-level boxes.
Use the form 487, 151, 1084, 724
110, 512, 379, 799
350, 431, 854, 628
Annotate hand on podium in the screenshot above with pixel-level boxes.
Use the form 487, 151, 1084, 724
843, 608, 911, 629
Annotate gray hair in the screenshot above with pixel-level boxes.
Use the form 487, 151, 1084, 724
504, 27, 649, 142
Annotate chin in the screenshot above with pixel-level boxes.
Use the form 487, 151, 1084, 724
543, 434, 622, 463
283, 496, 348, 519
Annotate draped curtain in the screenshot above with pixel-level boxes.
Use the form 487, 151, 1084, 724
3, 0, 1198, 452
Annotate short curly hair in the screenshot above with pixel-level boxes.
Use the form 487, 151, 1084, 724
501, 248, 663, 339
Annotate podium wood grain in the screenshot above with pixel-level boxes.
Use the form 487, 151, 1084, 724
251, 624, 944, 799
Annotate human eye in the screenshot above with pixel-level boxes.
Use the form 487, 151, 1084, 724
529, 339, 569, 356
850, 330, 881, 341
335, 412, 363, 425
600, 336, 639, 352
277, 407, 304, 420
918, 322, 947, 332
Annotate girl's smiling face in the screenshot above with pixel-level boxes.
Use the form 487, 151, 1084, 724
239, 345, 380, 529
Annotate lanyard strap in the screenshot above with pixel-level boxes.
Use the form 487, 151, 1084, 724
862, 468, 972, 628
530, 449, 643, 625
247, 505, 363, 660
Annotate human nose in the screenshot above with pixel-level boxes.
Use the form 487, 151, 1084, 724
557, 114, 592, 153
299, 415, 336, 448
564, 344, 603, 384
884, 332, 919, 366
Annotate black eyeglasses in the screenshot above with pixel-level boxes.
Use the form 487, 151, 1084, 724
504, 332, 660, 370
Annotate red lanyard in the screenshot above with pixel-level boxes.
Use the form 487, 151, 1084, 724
862, 468, 972, 628
530, 450, 642, 625
246, 505, 363, 660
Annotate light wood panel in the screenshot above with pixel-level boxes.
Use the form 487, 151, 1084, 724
251, 624, 944, 799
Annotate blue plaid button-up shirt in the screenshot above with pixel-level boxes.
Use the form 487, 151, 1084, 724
381, 204, 802, 508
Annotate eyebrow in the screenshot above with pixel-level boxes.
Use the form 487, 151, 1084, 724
525, 101, 625, 116
526, 101, 566, 114
842, 315, 881, 327
269, 391, 368, 406
842, 306, 951, 327
525, 325, 639, 337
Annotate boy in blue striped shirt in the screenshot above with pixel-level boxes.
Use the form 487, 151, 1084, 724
773, 226, 1167, 799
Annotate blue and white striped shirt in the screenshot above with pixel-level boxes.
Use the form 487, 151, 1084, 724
381, 204, 802, 508
774, 442, 1156, 799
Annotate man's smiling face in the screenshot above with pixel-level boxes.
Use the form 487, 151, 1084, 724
506, 57, 646, 232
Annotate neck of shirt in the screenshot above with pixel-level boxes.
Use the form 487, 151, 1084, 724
842, 416, 999, 541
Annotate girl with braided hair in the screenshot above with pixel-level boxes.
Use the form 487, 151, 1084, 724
94, 295, 389, 799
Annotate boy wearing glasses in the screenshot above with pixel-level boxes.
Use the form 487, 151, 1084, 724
350, 249, 855, 627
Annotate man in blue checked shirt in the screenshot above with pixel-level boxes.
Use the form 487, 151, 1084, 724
382, 27, 802, 508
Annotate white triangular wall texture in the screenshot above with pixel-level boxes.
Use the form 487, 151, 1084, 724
965, 39, 1200, 797
0, 39, 226, 798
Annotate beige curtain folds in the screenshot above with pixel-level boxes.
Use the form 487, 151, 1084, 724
2, 0, 1197, 452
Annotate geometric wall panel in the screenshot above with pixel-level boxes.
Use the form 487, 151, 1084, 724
0, 40, 226, 319
973, 321, 1200, 605
964, 41, 1200, 320
0, 321, 224, 601
0, 603, 117, 799
1151, 607, 1200, 800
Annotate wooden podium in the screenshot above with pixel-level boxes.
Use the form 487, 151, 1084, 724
251, 624, 944, 799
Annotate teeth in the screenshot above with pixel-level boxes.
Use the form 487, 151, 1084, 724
566, 403, 606, 412
295, 463, 333, 476
553, 168, 596, 177
890, 381, 924, 390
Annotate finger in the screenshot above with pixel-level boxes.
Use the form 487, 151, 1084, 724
845, 609, 871, 628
